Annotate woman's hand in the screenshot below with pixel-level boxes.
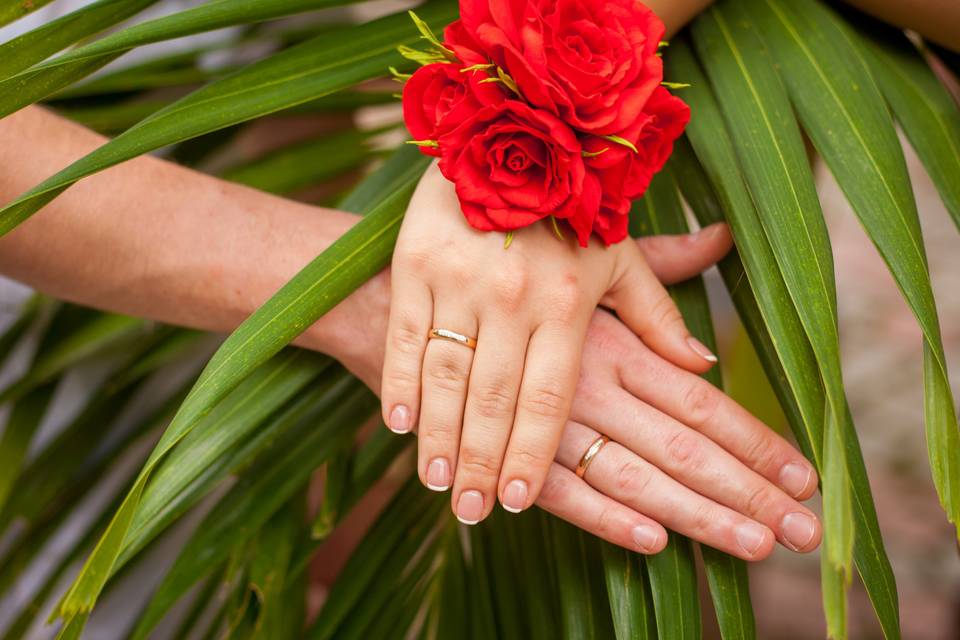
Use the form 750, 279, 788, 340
329, 216, 820, 559
381, 164, 722, 525
536, 310, 821, 559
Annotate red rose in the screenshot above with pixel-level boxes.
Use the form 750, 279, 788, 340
402, 62, 503, 157
458, 0, 665, 134
436, 99, 595, 241
583, 86, 690, 244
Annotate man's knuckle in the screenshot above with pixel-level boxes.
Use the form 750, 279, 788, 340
743, 485, 775, 517
595, 506, 618, 536
681, 382, 720, 425
742, 431, 778, 473
664, 430, 701, 467
613, 459, 652, 495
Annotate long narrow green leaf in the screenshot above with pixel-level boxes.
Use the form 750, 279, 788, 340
221, 127, 387, 195
550, 519, 615, 640
54, 142, 426, 624
600, 544, 656, 640
674, 138, 902, 640
0, 295, 43, 366
118, 365, 352, 568
692, 9, 855, 635
0, 0, 363, 117
0, 0, 159, 80
849, 16, 960, 231
131, 384, 377, 638
0, 1, 454, 237
633, 170, 752, 638
0, 313, 149, 404
0, 0, 55, 28
751, 0, 959, 540
308, 479, 444, 640
645, 533, 701, 640
669, 36, 899, 639
0, 384, 55, 512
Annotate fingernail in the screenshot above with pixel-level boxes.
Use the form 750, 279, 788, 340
502, 480, 528, 513
631, 524, 662, 552
692, 223, 724, 242
687, 336, 718, 363
781, 512, 817, 551
426, 458, 451, 491
779, 462, 813, 498
735, 522, 767, 556
456, 490, 484, 525
388, 405, 411, 433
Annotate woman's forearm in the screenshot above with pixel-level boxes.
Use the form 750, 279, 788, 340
0, 107, 387, 382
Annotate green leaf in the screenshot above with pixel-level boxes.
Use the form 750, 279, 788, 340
0, 313, 150, 404
308, 479, 445, 639
0, 0, 365, 117
668, 36, 899, 639
0, 0, 456, 236
692, 15, 857, 635
0, 384, 55, 515
851, 16, 960, 232
750, 0, 960, 542
131, 383, 377, 638
118, 351, 328, 564
645, 533, 701, 640
550, 518, 615, 640
53, 143, 427, 626
632, 170, 754, 640
221, 126, 388, 195
0, 0, 56, 28
0, 0, 159, 81
600, 543, 656, 640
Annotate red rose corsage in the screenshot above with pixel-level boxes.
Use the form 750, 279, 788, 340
397, 1, 690, 247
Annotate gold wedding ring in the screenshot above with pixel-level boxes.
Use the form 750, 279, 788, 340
428, 328, 478, 350
575, 436, 610, 478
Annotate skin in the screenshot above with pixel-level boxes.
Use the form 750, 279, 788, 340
9, 0, 945, 558
383, 164, 718, 525
383, 0, 960, 525
0, 106, 820, 558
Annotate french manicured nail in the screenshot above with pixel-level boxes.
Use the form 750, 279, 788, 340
456, 490, 484, 525
779, 462, 813, 498
388, 404, 411, 433
781, 512, 817, 551
687, 336, 718, 363
735, 522, 767, 556
631, 524, 662, 552
426, 458, 450, 491
502, 479, 528, 513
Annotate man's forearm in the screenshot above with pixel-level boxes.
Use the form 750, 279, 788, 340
843, 0, 960, 51
0, 107, 386, 381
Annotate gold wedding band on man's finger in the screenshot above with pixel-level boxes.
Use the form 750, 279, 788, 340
575, 435, 611, 478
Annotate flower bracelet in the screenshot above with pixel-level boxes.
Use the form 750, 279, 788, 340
397, 0, 690, 247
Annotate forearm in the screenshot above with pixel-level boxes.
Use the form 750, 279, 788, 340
647, 0, 712, 37
842, 0, 960, 51
0, 107, 387, 381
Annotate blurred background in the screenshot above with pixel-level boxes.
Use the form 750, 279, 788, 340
0, 1, 958, 638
